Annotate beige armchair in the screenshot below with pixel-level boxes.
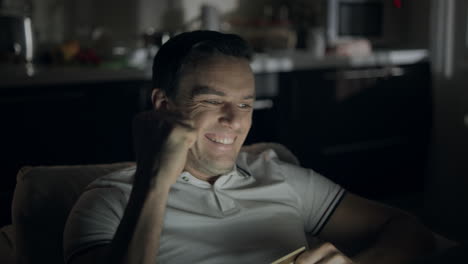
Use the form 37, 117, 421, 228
2, 162, 134, 264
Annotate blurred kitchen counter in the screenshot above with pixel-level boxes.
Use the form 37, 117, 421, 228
0, 64, 152, 88
251, 49, 428, 73
0, 49, 428, 88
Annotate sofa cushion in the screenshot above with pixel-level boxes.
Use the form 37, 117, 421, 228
0, 225, 15, 264
12, 162, 134, 264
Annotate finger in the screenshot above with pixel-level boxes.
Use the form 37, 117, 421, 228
295, 243, 339, 264
132, 112, 171, 163
315, 252, 352, 264
271, 247, 306, 264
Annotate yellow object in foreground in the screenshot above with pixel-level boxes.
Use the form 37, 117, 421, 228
271, 246, 306, 264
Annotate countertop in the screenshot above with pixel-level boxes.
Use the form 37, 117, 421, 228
1, 49, 428, 88
251, 49, 428, 73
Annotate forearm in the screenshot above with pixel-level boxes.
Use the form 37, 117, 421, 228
124, 185, 169, 263
353, 214, 435, 264
106, 110, 194, 263
108, 168, 174, 264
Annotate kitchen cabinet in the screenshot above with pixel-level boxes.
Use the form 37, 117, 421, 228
247, 61, 432, 199
0, 80, 152, 192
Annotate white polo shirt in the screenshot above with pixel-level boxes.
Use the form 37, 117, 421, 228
63, 149, 345, 263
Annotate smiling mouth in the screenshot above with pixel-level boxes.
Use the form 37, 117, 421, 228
205, 134, 236, 145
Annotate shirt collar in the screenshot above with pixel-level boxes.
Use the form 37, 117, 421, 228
176, 162, 250, 188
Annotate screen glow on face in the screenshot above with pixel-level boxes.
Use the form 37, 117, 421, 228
175, 56, 255, 180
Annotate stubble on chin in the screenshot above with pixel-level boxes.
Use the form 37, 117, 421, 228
185, 148, 237, 179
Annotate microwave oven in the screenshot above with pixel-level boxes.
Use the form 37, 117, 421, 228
326, 0, 402, 48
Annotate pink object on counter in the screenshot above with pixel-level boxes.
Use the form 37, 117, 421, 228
393, 0, 402, 8
328, 39, 372, 57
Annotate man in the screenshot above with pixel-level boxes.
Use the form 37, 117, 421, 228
63, 31, 435, 264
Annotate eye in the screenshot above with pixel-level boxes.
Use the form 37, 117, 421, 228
238, 103, 252, 109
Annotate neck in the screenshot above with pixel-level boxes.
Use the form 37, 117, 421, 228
184, 165, 233, 183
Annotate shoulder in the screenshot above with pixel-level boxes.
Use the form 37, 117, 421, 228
240, 142, 300, 166
84, 165, 136, 196
68, 165, 136, 218
238, 144, 342, 191
64, 166, 136, 263
238, 145, 286, 172
69, 166, 136, 215
237, 144, 308, 182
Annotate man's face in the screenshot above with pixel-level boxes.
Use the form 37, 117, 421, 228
173, 55, 255, 180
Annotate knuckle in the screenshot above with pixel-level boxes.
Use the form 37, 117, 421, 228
294, 251, 310, 264
168, 127, 195, 145
294, 257, 306, 264
181, 133, 196, 145
320, 242, 336, 251
329, 253, 346, 263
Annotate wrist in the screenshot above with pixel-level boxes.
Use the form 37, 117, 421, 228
152, 168, 181, 190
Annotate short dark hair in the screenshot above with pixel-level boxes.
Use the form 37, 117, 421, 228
152, 30, 253, 99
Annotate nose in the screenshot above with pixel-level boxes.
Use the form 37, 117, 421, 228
219, 103, 242, 130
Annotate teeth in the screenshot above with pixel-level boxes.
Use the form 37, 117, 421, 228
207, 136, 234, 145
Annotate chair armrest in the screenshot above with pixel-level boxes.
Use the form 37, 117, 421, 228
0, 224, 15, 264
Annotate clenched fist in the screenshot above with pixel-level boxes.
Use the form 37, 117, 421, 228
132, 110, 197, 189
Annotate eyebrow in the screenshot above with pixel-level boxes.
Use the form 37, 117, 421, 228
191, 85, 225, 98
191, 85, 255, 100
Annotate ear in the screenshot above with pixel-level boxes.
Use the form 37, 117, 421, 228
151, 89, 169, 110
